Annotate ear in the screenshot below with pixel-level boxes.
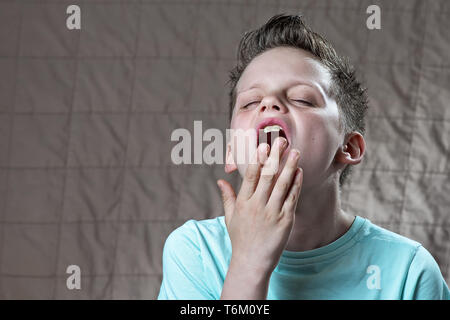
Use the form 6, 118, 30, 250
225, 142, 237, 173
335, 132, 366, 166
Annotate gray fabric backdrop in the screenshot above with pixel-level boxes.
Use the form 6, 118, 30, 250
0, 0, 449, 299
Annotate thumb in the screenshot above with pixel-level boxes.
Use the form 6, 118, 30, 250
217, 179, 236, 226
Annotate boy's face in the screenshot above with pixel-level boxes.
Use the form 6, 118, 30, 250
226, 46, 346, 188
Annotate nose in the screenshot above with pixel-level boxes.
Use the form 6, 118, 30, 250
258, 96, 287, 114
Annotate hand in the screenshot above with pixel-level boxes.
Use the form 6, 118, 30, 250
217, 137, 303, 276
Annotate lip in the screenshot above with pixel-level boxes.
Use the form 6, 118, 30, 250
256, 117, 291, 146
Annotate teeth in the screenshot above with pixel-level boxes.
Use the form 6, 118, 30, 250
263, 125, 283, 133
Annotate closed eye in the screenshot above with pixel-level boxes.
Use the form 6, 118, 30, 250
242, 101, 259, 109
293, 99, 314, 107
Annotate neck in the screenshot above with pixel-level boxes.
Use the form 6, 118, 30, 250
285, 178, 355, 252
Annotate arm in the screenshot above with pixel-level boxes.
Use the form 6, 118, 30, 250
217, 138, 303, 299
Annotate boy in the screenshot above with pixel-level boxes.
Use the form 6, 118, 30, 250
158, 14, 449, 299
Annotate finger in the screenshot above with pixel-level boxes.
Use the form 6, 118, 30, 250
258, 142, 270, 165
217, 179, 236, 227
281, 168, 303, 215
254, 137, 288, 203
267, 149, 300, 211
237, 143, 269, 201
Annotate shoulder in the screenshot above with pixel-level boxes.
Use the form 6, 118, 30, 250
403, 245, 450, 299
358, 219, 449, 299
168, 215, 227, 241
159, 216, 227, 300
358, 219, 422, 255
164, 216, 228, 254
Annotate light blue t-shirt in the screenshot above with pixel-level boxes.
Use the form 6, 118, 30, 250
157, 215, 450, 300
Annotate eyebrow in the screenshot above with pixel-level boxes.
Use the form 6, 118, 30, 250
236, 83, 265, 96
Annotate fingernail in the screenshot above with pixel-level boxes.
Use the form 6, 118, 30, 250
289, 149, 300, 160
278, 137, 287, 147
258, 143, 269, 155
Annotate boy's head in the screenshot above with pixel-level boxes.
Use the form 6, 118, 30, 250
225, 14, 368, 188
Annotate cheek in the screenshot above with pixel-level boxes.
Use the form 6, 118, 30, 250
229, 114, 258, 174
231, 111, 253, 130
295, 114, 342, 169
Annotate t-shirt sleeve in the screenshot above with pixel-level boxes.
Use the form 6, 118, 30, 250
157, 221, 215, 300
402, 245, 450, 300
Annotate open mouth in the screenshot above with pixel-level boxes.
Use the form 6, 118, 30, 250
257, 122, 289, 150
258, 125, 287, 148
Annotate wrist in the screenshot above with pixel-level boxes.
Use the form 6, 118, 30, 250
228, 255, 274, 284
221, 259, 273, 300
230, 253, 276, 275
